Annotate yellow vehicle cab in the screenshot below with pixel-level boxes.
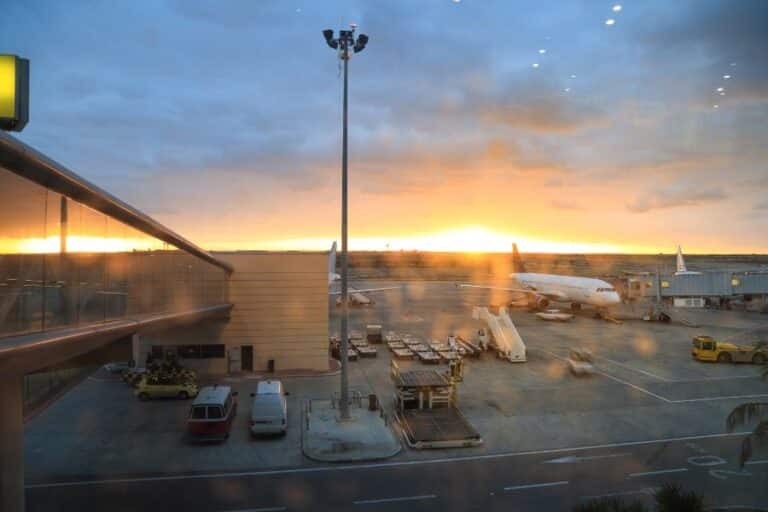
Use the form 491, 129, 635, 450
135, 375, 198, 401
691, 335, 767, 364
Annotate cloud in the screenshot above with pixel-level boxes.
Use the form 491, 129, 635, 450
627, 187, 727, 213
638, 0, 768, 103
474, 77, 605, 133
755, 200, 768, 211
550, 199, 585, 211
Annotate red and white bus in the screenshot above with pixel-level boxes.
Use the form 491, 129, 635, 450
187, 385, 238, 442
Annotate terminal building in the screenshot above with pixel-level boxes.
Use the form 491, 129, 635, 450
623, 271, 768, 310
0, 132, 330, 510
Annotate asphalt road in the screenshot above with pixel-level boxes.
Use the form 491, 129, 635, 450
26, 432, 768, 511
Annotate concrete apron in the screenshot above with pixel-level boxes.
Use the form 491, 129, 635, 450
302, 399, 401, 462
0, 373, 24, 512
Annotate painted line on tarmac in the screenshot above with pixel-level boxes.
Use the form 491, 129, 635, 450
504, 481, 569, 492
670, 374, 762, 383
593, 369, 673, 403
628, 468, 688, 478
592, 355, 671, 381
708, 507, 768, 511
218, 507, 286, 512
353, 494, 436, 505
672, 393, 768, 403
540, 348, 768, 404
581, 487, 659, 500
24, 432, 751, 490
745, 460, 768, 466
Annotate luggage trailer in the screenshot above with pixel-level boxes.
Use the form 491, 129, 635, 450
391, 362, 482, 449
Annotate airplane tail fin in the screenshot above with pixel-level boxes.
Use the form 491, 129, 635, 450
329, 241, 337, 276
512, 243, 527, 273
676, 245, 687, 273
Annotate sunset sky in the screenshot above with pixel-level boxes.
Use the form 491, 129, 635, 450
2, 1, 767, 253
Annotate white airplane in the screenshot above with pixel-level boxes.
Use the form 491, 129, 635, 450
459, 244, 622, 314
674, 245, 702, 276
327, 242, 399, 306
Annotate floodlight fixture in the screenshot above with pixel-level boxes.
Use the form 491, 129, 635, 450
353, 34, 369, 53
323, 29, 338, 49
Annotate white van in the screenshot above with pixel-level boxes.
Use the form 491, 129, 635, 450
249, 380, 288, 436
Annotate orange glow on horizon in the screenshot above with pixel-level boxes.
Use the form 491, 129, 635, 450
0, 236, 165, 254
215, 226, 660, 254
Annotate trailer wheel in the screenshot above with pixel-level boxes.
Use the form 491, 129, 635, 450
717, 352, 732, 364
753, 353, 766, 365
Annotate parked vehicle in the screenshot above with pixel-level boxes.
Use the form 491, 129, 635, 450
692, 335, 768, 364
103, 362, 131, 374
250, 380, 289, 436
187, 386, 238, 441
122, 367, 148, 387
135, 375, 198, 400
567, 349, 595, 376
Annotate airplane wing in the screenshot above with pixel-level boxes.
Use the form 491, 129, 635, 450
457, 284, 568, 302
458, 284, 535, 295
328, 286, 401, 296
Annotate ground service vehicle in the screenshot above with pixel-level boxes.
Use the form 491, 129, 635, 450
692, 335, 768, 364
187, 386, 238, 441
135, 375, 198, 400
567, 349, 595, 376
250, 380, 288, 436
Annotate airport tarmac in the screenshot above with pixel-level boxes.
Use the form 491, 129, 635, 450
24, 280, 768, 509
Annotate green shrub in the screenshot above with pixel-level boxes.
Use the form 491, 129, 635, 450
654, 483, 704, 512
574, 497, 648, 512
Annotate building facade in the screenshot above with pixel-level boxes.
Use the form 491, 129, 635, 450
138, 252, 330, 375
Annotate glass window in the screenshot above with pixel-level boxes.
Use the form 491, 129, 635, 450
190, 406, 206, 419
207, 406, 223, 419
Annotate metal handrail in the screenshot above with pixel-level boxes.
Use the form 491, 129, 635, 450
0, 132, 233, 274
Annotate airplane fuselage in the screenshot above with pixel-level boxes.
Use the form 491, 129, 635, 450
511, 272, 622, 309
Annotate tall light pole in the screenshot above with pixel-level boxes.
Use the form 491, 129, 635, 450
323, 25, 368, 420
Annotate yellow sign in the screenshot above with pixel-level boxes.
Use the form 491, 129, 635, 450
0, 55, 16, 118
0, 54, 28, 131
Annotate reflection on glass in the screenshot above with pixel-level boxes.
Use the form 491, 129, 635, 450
0, 165, 229, 337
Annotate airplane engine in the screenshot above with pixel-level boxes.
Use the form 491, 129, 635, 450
531, 296, 549, 310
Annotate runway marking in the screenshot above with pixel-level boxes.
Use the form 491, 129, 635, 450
353, 494, 436, 505
593, 369, 672, 403
504, 480, 569, 491
671, 374, 762, 383
24, 432, 751, 490
710, 507, 768, 511
536, 348, 768, 404
672, 393, 768, 403
218, 507, 286, 512
581, 487, 659, 500
544, 453, 628, 464
628, 468, 688, 478
746, 460, 768, 466
592, 355, 670, 381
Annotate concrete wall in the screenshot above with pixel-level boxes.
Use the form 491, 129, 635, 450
143, 252, 329, 374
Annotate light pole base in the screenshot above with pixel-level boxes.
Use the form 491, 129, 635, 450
302, 399, 400, 462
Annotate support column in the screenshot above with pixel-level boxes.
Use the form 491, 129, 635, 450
131, 333, 141, 367
0, 373, 24, 512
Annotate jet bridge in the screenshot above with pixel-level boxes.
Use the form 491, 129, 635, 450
472, 306, 526, 362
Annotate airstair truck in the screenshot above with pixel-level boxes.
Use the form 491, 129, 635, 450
473, 306, 526, 362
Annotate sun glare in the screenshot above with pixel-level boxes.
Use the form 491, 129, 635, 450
253, 227, 626, 253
